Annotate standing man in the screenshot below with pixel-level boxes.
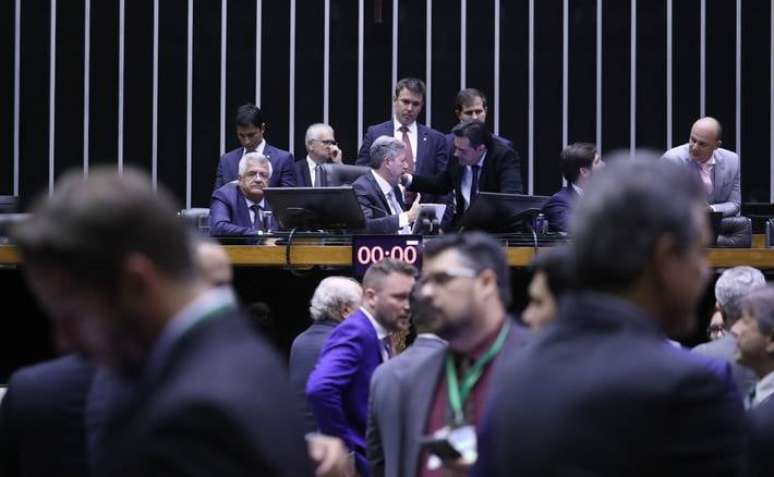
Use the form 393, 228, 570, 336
662, 117, 741, 217
307, 259, 416, 476
476, 158, 747, 475
214, 103, 296, 190
355, 78, 449, 204
296, 123, 345, 187
12, 167, 312, 476
209, 153, 276, 235
447, 88, 514, 151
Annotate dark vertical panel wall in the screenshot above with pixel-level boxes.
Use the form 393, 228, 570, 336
706, 0, 736, 151
568, 0, 597, 146
636, 0, 666, 151
397, 0, 426, 87
601, 0, 631, 154
293, 0, 324, 159
362, 0, 393, 130
466, 0, 495, 130
123, 0, 153, 173
261, 1, 291, 151
672, 0, 700, 146
429, 0, 461, 136
1, 1, 15, 195
224, 0, 256, 158
89, 0, 118, 167
53, 0, 84, 180
330, 0, 358, 163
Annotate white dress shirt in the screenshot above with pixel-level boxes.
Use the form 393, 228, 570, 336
461, 153, 487, 210
306, 156, 322, 186
242, 139, 266, 156
371, 170, 410, 233
360, 306, 391, 362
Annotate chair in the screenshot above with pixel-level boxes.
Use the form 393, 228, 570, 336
178, 208, 210, 233
716, 216, 752, 248
319, 164, 370, 187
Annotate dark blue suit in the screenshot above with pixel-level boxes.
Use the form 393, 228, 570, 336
294, 158, 334, 187
749, 396, 774, 477
542, 185, 579, 233
306, 309, 384, 476
351, 172, 405, 234
355, 121, 449, 203
214, 144, 297, 191
475, 291, 747, 476
209, 182, 275, 236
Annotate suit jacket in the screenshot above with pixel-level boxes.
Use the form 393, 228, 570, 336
409, 140, 523, 228
355, 121, 449, 203
475, 292, 747, 476
542, 185, 579, 233
748, 396, 774, 477
93, 309, 311, 477
692, 334, 758, 402
289, 318, 340, 434
209, 182, 276, 236
367, 322, 530, 477
662, 144, 741, 217
0, 354, 95, 477
294, 158, 333, 187
214, 144, 297, 191
306, 309, 385, 475
351, 172, 406, 234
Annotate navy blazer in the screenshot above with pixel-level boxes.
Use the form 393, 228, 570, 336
214, 144, 297, 191
351, 172, 406, 234
542, 185, 579, 233
294, 158, 334, 187
749, 397, 774, 477
355, 121, 449, 203
306, 309, 385, 476
475, 291, 747, 476
209, 182, 275, 236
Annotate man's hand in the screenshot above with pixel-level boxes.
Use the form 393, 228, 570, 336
307, 434, 356, 477
329, 145, 344, 164
406, 195, 422, 223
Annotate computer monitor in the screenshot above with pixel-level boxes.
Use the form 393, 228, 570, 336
458, 192, 551, 233
264, 186, 365, 231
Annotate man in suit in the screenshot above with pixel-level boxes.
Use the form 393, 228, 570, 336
367, 233, 530, 477
475, 158, 747, 476
405, 119, 523, 230
209, 152, 276, 236
12, 166, 313, 476
214, 103, 296, 190
296, 123, 345, 187
307, 259, 416, 476
662, 117, 741, 217
542, 142, 604, 233
445, 88, 514, 158
290, 276, 363, 433
352, 136, 421, 234
0, 354, 95, 477
355, 77, 449, 204
693, 266, 765, 399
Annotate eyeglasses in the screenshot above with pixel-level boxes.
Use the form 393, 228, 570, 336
316, 139, 337, 146
418, 267, 478, 287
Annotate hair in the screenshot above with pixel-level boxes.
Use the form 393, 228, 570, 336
740, 286, 774, 335
235, 103, 264, 129
451, 119, 492, 149
309, 276, 363, 322
423, 232, 511, 307
305, 123, 333, 147
455, 88, 488, 112
362, 258, 417, 292
394, 77, 426, 101
368, 136, 405, 169
529, 245, 577, 300
238, 152, 273, 178
560, 143, 598, 184
715, 266, 766, 324
12, 166, 195, 293
571, 155, 705, 293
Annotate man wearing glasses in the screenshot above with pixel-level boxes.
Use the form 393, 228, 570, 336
296, 123, 345, 187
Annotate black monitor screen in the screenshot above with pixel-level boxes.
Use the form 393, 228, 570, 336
459, 192, 550, 233
264, 186, 365, 231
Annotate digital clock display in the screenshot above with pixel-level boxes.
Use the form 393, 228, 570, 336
351, 235, 423, 279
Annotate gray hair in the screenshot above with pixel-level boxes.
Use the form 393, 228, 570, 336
309, 276, 363, 322
741, 286, 774, 334
305, 123, 333, 146
238, 152, 273, 178
715, 266, 766, 324
368, 136, 405, 170
571, 154, 705, 293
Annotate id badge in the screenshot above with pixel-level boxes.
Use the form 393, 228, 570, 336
448, 424, 477, 464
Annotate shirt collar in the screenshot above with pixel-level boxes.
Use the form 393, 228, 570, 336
306, 155, 319, 169
244, 195, 266, 209
243, 139, 266, 156
360, 306, 390, 340
571, 183, 584, 196
754, 370, 774, 407
371, 169, 396, 197
393, 118, 417, 134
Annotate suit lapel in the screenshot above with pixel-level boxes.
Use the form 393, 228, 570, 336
366, 173, 393, 215
416, 125, 429, 171
403, 348, 446, 476
235, 187, 253, 228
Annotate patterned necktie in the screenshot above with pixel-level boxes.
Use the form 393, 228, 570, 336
313, 164, 322, 187
381, 336, 394, 360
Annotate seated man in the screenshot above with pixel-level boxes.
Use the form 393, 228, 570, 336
542, 143, 604, 233
352, 136, 420, 234
209, 153, 276, 236
662, 116, 740, 217
295, 123, 344, 187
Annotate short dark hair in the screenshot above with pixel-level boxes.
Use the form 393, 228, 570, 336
424, 232, 511, 307
12, 167, 195, 294
394, 77, 426, 101
235, 103, 264, 129
530, 246, 576, 299
363, 258, 417, 291
455, 88, 488, 112
741, 286, 774, 335
451, 119, 492, 149
571, 157, 705, 293
560, 143, 598, 184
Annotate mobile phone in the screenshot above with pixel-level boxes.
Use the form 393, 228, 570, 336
420, 436, 462, 461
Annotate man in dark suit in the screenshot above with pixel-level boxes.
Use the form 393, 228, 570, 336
475, 158, 747, 476
307, 259, 416, 476
290, 276, 363, 434
295, 123, 345, 187
445, 88, 514, 155
214, 103, 296, 190
0, 354, 95, 477
542, 142, 604, 233
405, 119, 523, 230
355, 77, 448, 204
209, 152, 276, 236
12, 166, 313, 476
352, 136, 421, 234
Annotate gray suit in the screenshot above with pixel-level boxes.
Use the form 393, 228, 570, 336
366, 323, 530, 477
662, 144, 741, 217
692, 334, 757, 401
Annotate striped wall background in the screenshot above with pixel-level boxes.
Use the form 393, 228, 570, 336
1, 0, 772, 208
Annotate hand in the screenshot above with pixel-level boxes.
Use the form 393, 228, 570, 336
441, 457, 472, 477
400, 173, 412, 187
329, 145, 344, 164
307, 434, 355, 477
406, 195, 422, 222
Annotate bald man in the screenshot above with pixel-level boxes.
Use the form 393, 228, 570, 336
194, 238, 233, 288
662, 117, 741, 217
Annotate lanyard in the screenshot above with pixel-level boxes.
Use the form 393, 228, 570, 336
445, 320, 511, 426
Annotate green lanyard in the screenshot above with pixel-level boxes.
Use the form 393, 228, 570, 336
445, 320, 511, 427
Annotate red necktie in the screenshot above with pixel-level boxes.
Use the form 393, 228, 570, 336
399, 126, 417, 206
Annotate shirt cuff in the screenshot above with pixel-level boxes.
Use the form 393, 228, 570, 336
399, 213, 409, 228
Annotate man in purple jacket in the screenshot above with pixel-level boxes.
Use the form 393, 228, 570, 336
307, 259, 416, 476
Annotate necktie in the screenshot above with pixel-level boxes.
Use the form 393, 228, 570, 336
699, 161, 713, 197
386, 190, 402, 215
313, 164, 322, 187
399, 126, 417, 206
251, 204, 264, 231
381, 336, 394, 360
